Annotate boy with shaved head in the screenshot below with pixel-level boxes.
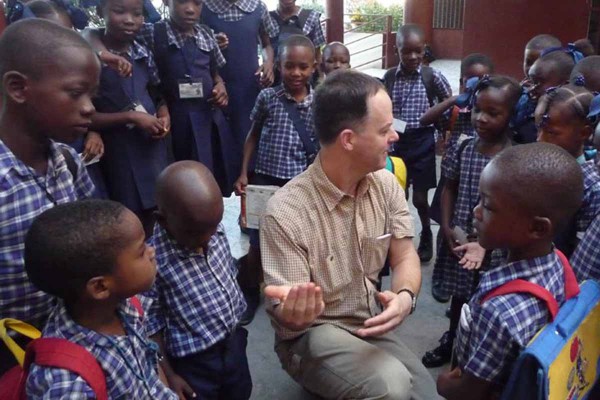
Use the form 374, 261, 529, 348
146, 161, 251, 399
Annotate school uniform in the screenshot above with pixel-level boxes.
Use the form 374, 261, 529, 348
269, 7, 326, 58
576, 159, 600, 236
571, 213, 600, 281
438, 138, 505, 298
390, 64, 452, 190
26, 298, 177, 399
0, 140, 94, 328
93, 41, 167, 214
138, 21, 236, 195
146, 224, 250, 399
201, 0, 278, 172
454, 251, 567, 386
511, 90, 538, 144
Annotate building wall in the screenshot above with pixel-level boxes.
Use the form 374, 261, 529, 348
462, 0, 590, 79
432, 29, 463, 59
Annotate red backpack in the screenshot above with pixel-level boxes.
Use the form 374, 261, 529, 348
0, 297, 143, 400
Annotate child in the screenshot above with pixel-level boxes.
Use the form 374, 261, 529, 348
536, 85, 600, 256
320, 41, 350, 77
522, 34, 562, 79
426, 53, 495, 303
233, 34, 316, 324
89, 0, 169, 237
571, 213, 600, 281
24, 200, 177, 399
202, 0, 277, 177
437, 143, 584, 399
423, 76, 521, 368
28, 0, 74, 28
570, 55, 600, 92
383, 23, 452, 262
0, 20, 97, 330
147, 161, 250, 399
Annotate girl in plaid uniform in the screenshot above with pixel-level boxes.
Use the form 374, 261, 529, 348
422, 76, 521, 368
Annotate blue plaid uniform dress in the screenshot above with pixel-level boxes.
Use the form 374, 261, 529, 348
203, 0, 277, 36
137, 21, 226, 69
145, 224, 246, 358
26, 299, 177, 399
438, 138, 505, 297
250, 85, 315, 179
391, 65, 452, 129
0, 141, 94, 327
454, 252, 566, 385
269, 9, 326, 48
440, 109, 476, 177
571, 214, 600, 281
109, 39, 161, 85
576, 160, 600, 235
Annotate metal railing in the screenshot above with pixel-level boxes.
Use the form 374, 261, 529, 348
342, 13, 395, 70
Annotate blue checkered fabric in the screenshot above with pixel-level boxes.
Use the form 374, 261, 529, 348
269, 9, 326, 48
26, 299, 177, 399
108, 40, 161, 85
203, 0, 277, 36
138, 21, 226, 69
0, 140, 94, 327
454, 251, 566, 385
441, 109, 475, 177
575, 160, 600, 235
572, 213, 600, 281
391, 65, 452, 129
250, 85, 316, 179
145, 224, 246, 358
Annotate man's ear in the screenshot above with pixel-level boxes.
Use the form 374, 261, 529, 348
339, 128, 356, 151
3, 71, 28, 105
85, 276, 112, 301
530, 216, 552, 240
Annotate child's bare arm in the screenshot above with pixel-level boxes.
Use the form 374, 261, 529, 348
441, 178, 459, 250
209, 73, 228, 108
91, 111, 164, 137
437, 368, 495, 400
420, 95, 458, 126
150, 331, 196, 400
233, 121, 263, 195
257, 30, 274, 88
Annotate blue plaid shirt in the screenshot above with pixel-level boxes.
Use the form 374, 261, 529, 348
137, 21, 226, 69
251, 85, 315, 179
0, 140, 94, 327
269, 8, 326, 48
203, 0, 277, 37
26, 299, 177, 399
145, 224, 246, 358
576, 160, 600, 235
454, 251, 566, 385
572, 213, 600, 281
391, 64, 452, 129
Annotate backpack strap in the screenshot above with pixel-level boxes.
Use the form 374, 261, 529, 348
269, 10, 283, 26
420, 65, 437, 107
23, 338, 108, 400
152, 22, 169, 80
59, 147, 78, 181
481, 250, 581, 321
382, 68, 396, 97
274, 85, 317, 163
297, 8, 311, 30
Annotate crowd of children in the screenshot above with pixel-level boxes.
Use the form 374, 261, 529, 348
1, 0, 600, 398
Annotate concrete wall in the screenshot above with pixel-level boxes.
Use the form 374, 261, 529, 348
432, 29, 463, 59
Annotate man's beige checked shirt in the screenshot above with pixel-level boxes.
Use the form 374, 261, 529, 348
260, 156, 414, 341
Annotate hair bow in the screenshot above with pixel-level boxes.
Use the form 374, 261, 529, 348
455, 75, 490, 109
540, 44, 584, 64
574, 74, 586, 87
6, 0, 36, 24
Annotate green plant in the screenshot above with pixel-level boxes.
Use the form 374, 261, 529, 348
298, 0, 325, 14
350, 2, 403, 33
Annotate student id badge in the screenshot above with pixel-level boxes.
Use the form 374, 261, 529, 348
178, 79, 203, 99
393, 118, 407, 134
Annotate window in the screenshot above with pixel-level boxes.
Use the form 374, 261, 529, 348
433, 0, 465, 29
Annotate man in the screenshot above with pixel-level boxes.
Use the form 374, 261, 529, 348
261, 70, 438, 400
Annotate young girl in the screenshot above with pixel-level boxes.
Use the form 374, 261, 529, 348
537, 84, 600, 255
90, 0, 169, 236
422, 76, 521, 368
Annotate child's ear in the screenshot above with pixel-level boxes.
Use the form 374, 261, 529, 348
85, 276, 112, 301
530, 216, 552, 240
3, 71, 28, 104
339, 128, 355, 151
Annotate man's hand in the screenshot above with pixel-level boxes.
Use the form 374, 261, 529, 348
453, 242, 486, 270
99, 51, 132, 77
82, 131, 104, 162
356, 290, 412, 337
256, 61, 274, 88
263, 283, 324, 331
166, 372, 196, 399
209, 81, 228, 108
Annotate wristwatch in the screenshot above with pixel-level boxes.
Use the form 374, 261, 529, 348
395, 288, 417, 314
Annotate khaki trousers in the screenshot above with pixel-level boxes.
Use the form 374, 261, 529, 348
275, 324, 440, 400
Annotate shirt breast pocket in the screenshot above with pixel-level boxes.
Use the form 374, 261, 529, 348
311, 255, 352, 306
361, 235, 391, 277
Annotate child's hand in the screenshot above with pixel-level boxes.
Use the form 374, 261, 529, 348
233, 174, 248, 195
454, 242, 486, 270
209, 81, 228, 108
99, 51, 132, 77
82, 131, 104, 162
130, 112, 165, 137
442, 226, 460, 252
156, 106, 171, 137
256, 61, 274, 88
215, 32, 229, 49
166, 372, 196, 399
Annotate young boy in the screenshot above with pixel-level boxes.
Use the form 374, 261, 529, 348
0, 20, 97, 330
383, 23, 452, 262
320, 41, 351, 77
147, 161, 250, 399
24, 200, 177, 399
522, 34, 562, 79
437, 143, 584, 399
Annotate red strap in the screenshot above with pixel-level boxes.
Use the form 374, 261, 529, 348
23, 338, 107, 400
448, 105, 460, 132
129, 296, 144, 317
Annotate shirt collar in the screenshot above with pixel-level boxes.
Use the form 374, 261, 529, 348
275, 84, 313, 106
311, 155, 375, 212
395, 63, 422, 78
204, 0, 258, 14
153, 222, 225, 260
